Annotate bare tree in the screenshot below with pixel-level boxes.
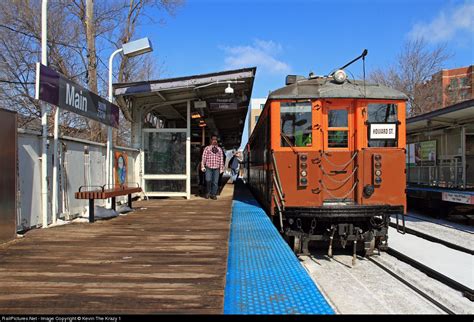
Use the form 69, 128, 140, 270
369, 38, 452, 117
0, 0, 183, 142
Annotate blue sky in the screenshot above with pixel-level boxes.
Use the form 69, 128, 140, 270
138, 0, 473, 148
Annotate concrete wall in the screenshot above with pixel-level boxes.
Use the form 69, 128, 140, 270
17, 129, 139, 231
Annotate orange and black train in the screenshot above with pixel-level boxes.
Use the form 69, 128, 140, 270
243, 67, 408, 256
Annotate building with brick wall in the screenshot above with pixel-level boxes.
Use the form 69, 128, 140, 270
416, 65, 473, 113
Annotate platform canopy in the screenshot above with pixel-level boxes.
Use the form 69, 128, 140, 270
407, 99, 474, 134
113, 67, 256, 149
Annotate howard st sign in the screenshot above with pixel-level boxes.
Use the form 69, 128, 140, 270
35, 63, 119, 128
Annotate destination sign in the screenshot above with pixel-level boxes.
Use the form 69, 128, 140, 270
369, 123, 397, 140
35, 63, 119, 128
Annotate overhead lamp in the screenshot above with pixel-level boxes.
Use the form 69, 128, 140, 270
122, 37, 153, 58
333, 69, 347, 84
199, 122, 207, 127
225, 84, 234, 94
192, 112, 201, 119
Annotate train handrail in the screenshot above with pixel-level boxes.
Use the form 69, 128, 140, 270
271, 150, 286, 232
273, 194, 284, 233
271, 151, 285, 208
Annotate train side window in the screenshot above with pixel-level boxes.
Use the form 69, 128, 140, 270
280, 102, 312, 147
367, 104, 398, 147
328, 109, 348, 148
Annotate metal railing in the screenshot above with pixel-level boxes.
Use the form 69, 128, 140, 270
407, 163, 464, 188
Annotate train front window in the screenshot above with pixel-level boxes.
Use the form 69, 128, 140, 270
367, 103, 398, 147
328, 109, 348, 148
280, 102, 312, 147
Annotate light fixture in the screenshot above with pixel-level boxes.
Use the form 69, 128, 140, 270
199, 122, 207, 127
333, 69, 347, 84
121, 37, 153, 58
225, 84, 234, 94
192, 112, 201, 119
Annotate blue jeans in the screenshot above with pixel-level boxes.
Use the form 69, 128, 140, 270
231, 168, 239, 182
205, 167, 219, 196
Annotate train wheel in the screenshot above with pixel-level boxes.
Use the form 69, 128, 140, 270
293, 235, 302, 254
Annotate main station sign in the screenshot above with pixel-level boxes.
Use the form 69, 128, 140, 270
35, 63, 119, 128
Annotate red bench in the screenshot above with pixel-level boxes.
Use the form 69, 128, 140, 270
75, 184, 142, 223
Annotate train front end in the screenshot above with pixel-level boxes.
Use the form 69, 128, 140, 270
264, 73, 408, 257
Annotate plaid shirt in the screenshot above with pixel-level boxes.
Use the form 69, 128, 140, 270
202, 145, 224, 171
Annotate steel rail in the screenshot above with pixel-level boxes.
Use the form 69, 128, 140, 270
389, 222, 473, 255
368, 256, 455, 315
386, 247, 473, 302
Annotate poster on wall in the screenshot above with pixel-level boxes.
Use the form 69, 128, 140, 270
408, 140, 436, 166
114, 151, 128, 186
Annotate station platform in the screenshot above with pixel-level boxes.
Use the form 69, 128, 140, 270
224, 182, 334, 314
0, 181, 333, 315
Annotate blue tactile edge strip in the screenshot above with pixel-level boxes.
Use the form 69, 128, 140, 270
223, 187, 334, 315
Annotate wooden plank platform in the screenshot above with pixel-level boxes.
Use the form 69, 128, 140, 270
0, 184, 234, 314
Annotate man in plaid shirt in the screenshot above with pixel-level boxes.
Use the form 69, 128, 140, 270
201, 134, 224, 199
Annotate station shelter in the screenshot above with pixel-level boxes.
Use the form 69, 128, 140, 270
406, 98, 474, 190
113, 67, 256, 199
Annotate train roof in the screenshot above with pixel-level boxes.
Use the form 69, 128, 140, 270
268, 78, 408, 101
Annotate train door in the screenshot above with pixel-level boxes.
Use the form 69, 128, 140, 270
321, 101, 357, 204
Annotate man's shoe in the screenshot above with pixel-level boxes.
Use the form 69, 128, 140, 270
205, 194, 210, 199
210, 195, 217, 200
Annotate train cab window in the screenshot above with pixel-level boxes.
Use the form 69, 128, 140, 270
328, 109, 348, 148
280, 102, 312, 147
367, 103, 398, 147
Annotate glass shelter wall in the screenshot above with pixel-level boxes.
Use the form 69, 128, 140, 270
144, 132, 186, 174
140, 101, 191, 198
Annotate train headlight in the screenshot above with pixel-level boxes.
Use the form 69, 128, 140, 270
374, 177, 382, 185
375, 162, 382, 169
333, 69, 347, 84
375, 170, 382, 176
300, 178, 308, 185
300, 170, 307, 177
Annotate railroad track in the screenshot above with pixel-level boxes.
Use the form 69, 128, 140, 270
385, 247, 474, 302
388, 222, 474, 255
367, 255, 456, 314
405, 214, 474, 235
